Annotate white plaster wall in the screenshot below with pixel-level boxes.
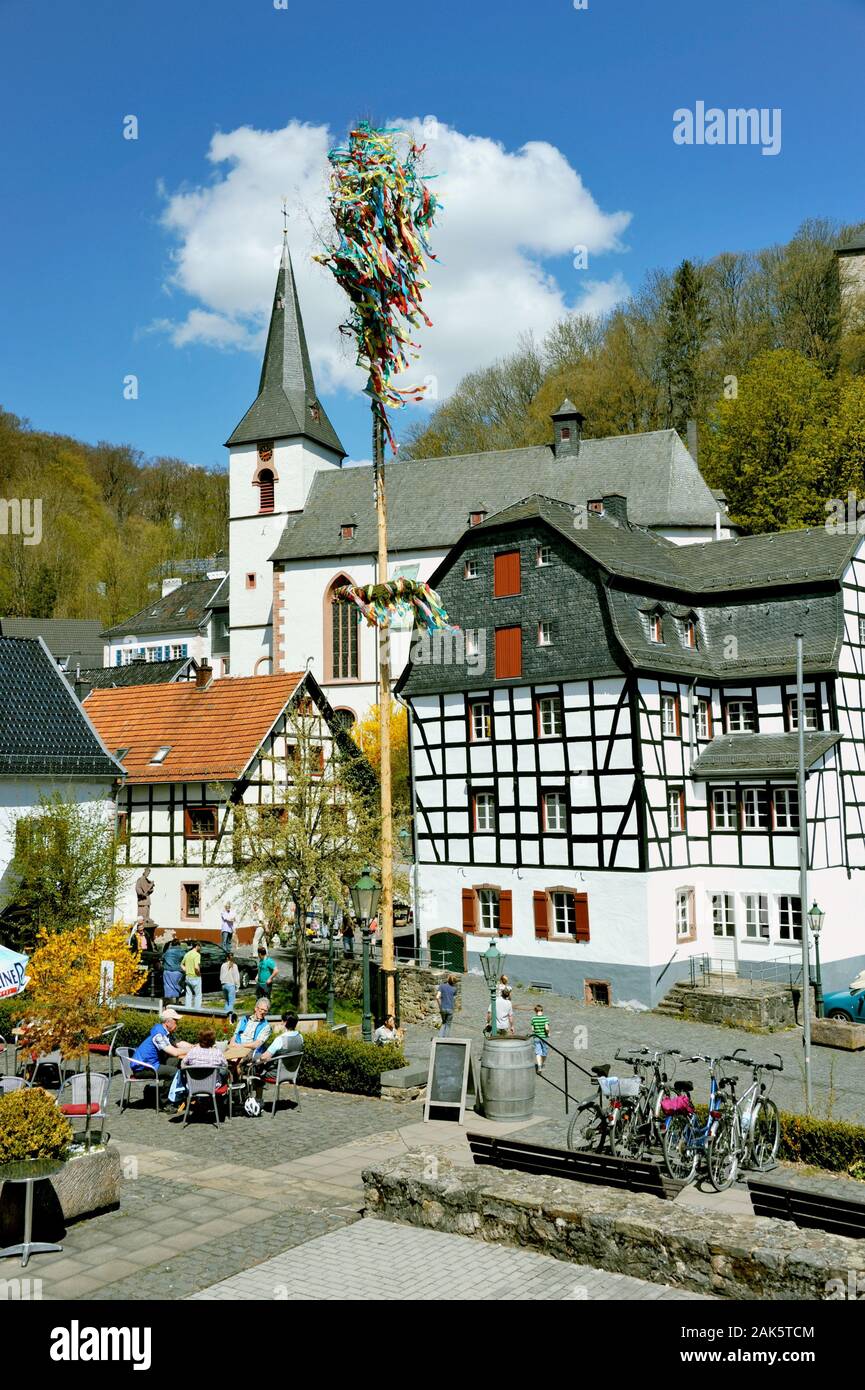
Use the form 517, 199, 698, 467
0, 779, 116, 911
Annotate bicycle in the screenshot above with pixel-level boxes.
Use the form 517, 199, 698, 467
705, 1049, 783, 1191
566, 1063, 613, 1151
662, 1054, 733, 1184
609, 1048, 683, 1160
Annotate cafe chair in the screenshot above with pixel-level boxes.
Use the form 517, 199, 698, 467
0, 1034, 16, 1077
116, 1047, 162, 1113
0, 1076, 26, 1094
58, 1072, 111, 1140
87, 1023, 123, 1080
260, 1055, 302, 1117
183, 1067, 225, 1128
28, 1051, 64, 1089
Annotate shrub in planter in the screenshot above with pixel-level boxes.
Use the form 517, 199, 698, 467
300, 1033, 406, 1096
0, 1087, 73, 1163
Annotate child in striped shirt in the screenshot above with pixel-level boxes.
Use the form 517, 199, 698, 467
531, 1004, 550, 1072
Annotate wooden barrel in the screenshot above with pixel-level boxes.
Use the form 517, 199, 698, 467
480, 1036, 536, 1120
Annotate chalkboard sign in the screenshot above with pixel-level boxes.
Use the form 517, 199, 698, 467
424, 1038, 473, 1123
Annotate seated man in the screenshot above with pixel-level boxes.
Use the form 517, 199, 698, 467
232, 996, 272, 1051
249, 1012, 304, 1099
130, 1008, 187, 1086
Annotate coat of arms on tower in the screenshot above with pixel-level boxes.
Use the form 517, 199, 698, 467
257, 441, 274, 463
309, 402, 321, 423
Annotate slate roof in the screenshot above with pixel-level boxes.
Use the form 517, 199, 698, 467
837, 230, 865, 254
101, 578, 224, 641
691, 732, 842, 779
271, 429, 729, 563
0, 617, 104, 670
85, 672, 305, 784
225, 240, 345, 457
73, 658, 196, 698
0, 637, 123, 779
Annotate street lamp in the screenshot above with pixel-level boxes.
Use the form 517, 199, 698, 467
480, 938, 502, 1037
351, 869, 381, 1043
326, 895, 340, 1029
808, 901, 826, 1020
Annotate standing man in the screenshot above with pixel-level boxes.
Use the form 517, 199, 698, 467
161, 936, 186, 1003
436, 974, 458, 1038
342, 918, 355, 958
220, 902, 235, 953
181, 939, 202, 1008
255, 945, 278, 1001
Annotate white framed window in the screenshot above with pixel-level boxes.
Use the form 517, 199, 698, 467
777, 895, 802, 942
649, 614, 664, 644
473, 792, 496, 832
477, 888, 500, 933
725, 699, 756, 733
551, 890, 577, 938
536, 545, 552, 567
684, 618, 697, 649
711, 786, 737, 830
538, 621, 553, 647
661, 693, 679, 737
676, 887, 695, 940
470, 700, 491, 741
742, 786, 769, 829
711, 892, 736, 938
465, 632, 480, 659
149, 745, 171, 766
537, 695, 562, 738
744, 894, 770, 941
695, 697, 712, 740
788, 694, 818, 731
773, 787, 799, 830
668, 787, 685, 832
543, 791, 567, 832
464, 559, 479, 580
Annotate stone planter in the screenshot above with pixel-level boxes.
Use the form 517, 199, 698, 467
0, 1143, 121, 1245
812, 1016, 865, 1050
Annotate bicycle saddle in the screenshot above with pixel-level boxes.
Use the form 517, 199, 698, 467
720, 1075, 738, 1087
592, 1064, 610, 1077
673, 1080, 693, 1093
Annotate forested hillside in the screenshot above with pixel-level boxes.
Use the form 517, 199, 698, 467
0, 410, 227, 625
401, 218, 865, 533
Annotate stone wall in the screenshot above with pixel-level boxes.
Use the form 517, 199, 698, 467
674, 982, 812, 1029
306, 956, 451, 1025
362, 1152, 865, 1300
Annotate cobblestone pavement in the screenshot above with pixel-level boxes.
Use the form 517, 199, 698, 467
191, 1216, 713, 1301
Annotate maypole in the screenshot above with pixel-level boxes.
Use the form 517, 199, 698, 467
316, 122, 445, 1018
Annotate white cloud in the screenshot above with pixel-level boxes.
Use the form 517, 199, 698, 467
155, 118, 632, 399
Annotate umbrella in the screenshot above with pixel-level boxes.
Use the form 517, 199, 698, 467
0, 944, 29, 999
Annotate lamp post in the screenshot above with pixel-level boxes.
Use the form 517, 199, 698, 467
808, 901, 825, 1020
480, 938, 502, 1036
350, 868, 381, 1044
326, 896, 339, 1029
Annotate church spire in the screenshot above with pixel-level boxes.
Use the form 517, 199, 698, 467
225, 234, 345, 457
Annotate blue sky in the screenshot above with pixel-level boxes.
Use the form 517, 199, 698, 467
1, 0, 863, 468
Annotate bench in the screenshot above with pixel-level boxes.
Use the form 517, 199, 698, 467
748, 1178, 865, 1239
466, 1132, 682, 1200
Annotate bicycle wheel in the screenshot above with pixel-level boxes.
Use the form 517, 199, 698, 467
749, 1099, 780, 1171
567, 1101, 607, 1152
663, 1113, 698, 1183
706, 1115, 740, 1191
610, 1105, 644, 1160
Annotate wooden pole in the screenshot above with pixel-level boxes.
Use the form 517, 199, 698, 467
374, 408, 395, 1016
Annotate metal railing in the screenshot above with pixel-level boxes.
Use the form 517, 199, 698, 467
304, 937, 453, 971
687, 951, 804, 991
534, 1038, 597, 1115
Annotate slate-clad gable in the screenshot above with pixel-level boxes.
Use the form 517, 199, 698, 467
101, 578, 224, 641
0, 617, 104, 670
0, 638, 122, 778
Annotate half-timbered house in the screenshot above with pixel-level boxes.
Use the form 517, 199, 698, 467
398, 493, 865, 1006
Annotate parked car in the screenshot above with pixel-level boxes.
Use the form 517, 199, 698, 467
141, 942, 256, 997
821, 984, 865, 1022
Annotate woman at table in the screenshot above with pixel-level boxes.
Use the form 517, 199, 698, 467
169, 1030, 229, 1120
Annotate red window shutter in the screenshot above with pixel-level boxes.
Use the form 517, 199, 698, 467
533, 891, 549, 940
495, 626, 522, 679
574, 893, 590, 942
462, 889, 476, 933
675, 697, 681, 736
499, 890, 513, 937
493, 550, 521, 597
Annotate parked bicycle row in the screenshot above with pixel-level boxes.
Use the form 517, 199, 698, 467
567, 1045, 783, 1191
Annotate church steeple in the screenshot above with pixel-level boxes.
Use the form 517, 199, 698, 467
225, 237, 345, 457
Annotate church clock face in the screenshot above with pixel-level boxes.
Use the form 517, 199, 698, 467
257, 441, 274, 463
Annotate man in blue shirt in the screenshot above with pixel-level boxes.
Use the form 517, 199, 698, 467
130, 1008, 187, 1082
232, 996, 272, 1052
436, 975, 458, 1037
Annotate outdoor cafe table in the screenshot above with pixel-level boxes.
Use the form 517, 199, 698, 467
0, 1158, 65, 1267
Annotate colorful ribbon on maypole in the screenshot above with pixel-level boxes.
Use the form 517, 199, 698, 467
314, 122, 441, 453
333, 577, 456, 634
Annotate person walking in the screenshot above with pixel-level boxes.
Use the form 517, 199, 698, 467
341, 919, 355, 958
220, 903, 236, 953
255, 946, 278, 1001
181, 940, 202, 1008
487, 986, 514, 1036
220, 951, 240, 1015
161, 937, 185, 1002
531, 1003, 551, 1072
436, 975, 458, 1037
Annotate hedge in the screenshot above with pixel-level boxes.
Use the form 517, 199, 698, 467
692, 1102, 865, 1175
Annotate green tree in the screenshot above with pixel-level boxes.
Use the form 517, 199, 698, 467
660, 259, 712, 434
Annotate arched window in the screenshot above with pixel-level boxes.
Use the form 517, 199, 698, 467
258, 469, 275, 513
326, 576, 359, 680
333, 708, 357, 733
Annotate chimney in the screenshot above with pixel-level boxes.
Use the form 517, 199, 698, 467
195, 660, 212, 690
601, 493, 628, 526
162, 577, 183, 598
686, 419, 699, 465
551, 399, 585, 458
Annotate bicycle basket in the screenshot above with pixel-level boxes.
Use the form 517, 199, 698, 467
599, 1075, 641, 1100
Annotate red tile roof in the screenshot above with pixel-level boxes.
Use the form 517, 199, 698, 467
85, 673, 304, 783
